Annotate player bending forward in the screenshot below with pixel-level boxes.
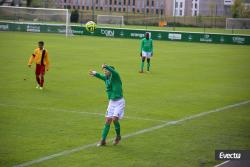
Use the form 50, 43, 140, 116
28, 41, 50, 90
140, 32, 153, 73
89, 64, 125, 146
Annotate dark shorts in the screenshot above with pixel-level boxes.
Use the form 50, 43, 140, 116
36, 64, 45, 76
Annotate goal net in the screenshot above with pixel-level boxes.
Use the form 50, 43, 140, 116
0, 6, 71, 36
226, 18, 250, 29
97, 15, 124, 26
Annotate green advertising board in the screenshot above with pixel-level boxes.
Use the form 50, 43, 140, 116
77, 26, 250, 45
0, 21, 249, 45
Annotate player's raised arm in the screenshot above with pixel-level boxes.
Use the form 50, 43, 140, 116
102, 64, 118, 76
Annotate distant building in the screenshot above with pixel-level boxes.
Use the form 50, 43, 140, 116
4, 0, 248, 17
57, 0, 234, 16
57, 0, 168, 16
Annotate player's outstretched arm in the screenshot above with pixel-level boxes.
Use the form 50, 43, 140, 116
89, 70, 106, 81
89, 70, 95, 76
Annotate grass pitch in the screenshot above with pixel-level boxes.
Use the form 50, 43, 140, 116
0, 31, 249, 167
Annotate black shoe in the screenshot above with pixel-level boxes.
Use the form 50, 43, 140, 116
97, 140, 106, 147
113, 136, 121, 145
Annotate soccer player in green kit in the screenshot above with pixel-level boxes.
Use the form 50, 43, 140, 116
140, 32, 153, 73
89, 64, 125, 146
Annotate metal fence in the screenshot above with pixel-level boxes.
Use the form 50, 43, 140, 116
76, 10, 227, 28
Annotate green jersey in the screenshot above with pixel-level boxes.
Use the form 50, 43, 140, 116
141, 38, 153, 53
94, 66, 123, 100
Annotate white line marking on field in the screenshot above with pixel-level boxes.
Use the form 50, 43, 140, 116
13, 100, 250, 167
214, 160, 230, 167
0, 103, 166, 123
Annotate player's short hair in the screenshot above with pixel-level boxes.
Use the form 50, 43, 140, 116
145, 32, 150, 38
38, 41, 44, 45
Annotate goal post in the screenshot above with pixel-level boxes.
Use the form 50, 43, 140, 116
0, 6, 71, 36
226, 18, 250, 30
97, 15, 124, 26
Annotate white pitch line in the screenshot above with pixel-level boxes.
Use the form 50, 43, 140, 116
0, 103, 166, 123
13, 100, 250, 167
214, 160, 231, 167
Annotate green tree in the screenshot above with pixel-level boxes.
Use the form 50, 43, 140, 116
26, 0, 44, 7
231, 0, 244, 18
70, 10, 79, 23
27, 0, 32, 7
241, 5, 250, 18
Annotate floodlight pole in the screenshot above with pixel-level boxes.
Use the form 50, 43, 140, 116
173, 0, 176, 31
126, 0, 129, 24
144, 0, 146, 30
215, 4, 217, 28
92, 0, 95, 21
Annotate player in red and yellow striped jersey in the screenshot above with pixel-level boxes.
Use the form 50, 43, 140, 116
28, 41, 50, 90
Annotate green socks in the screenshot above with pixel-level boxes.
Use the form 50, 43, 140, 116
141, 61, 150, 71
114, 121, 121, 136
140, 62, 144, 72
101, 121, 121, 140
101, 123, 110, 140
147, 62, 150, 71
